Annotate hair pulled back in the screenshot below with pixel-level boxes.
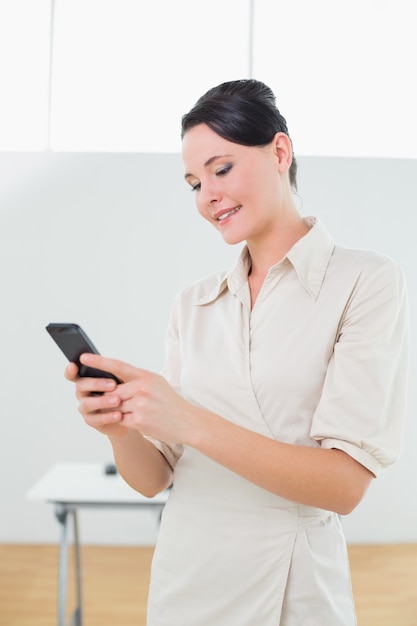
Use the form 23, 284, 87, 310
181, 79, 297, 190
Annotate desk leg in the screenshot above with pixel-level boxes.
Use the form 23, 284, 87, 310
55, 505, 83, 626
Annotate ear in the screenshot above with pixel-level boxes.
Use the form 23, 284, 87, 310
273, 132, 293, 175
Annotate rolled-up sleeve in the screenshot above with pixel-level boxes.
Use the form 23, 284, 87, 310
311, 257, 409, 476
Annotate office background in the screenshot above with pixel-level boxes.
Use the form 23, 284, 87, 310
0, 0, 416, 546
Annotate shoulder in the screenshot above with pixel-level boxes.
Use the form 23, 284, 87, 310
331, 244, 405, 285
333, 243, 398, 266
328, 245, 408, 321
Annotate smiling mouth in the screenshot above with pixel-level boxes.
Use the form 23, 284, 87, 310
217, 205, 242, 221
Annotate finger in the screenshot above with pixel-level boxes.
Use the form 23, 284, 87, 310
80, 389, 122, 415
79, 353, 145, 383
81, 405, 125, 432
65, 361, 79, 381
80, 377, 118, 394
76, 376, 118, 400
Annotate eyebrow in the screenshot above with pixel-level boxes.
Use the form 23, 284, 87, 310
184, 154, 233, 180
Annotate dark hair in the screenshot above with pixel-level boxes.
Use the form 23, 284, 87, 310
181, 79, 297, 190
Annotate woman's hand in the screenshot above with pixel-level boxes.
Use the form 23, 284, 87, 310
64, 360, 127, 437
65, 354, 196, 444
65, 357, 177, 496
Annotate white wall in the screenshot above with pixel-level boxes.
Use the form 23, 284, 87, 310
0, 152, 415, 545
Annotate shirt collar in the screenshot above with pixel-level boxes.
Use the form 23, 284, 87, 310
286, 217, 335, 300
195, 217, 335, 305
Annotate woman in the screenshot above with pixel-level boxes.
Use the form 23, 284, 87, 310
66, 79, 409, 625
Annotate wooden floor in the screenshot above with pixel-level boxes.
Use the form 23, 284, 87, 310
0, 543, 416, 625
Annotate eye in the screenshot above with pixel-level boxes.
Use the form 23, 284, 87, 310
190, 182, 201, 192
216, 163, 232, 177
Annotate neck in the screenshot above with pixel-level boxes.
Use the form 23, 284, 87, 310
247, 215, 310, 278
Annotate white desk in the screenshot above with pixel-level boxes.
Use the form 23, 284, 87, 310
27, 462, 169, 626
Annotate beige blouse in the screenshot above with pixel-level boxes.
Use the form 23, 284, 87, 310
146, 218, 409, 626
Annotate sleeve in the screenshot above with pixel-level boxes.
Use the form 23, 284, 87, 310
146, 293, 184, 470
310, 256, 410, 477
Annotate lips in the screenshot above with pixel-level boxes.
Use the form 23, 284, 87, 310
215, 205, 242, 221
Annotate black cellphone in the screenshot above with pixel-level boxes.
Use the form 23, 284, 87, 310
46, 322, 120, 383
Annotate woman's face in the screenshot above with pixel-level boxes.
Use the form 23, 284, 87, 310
181, 123, 291, 246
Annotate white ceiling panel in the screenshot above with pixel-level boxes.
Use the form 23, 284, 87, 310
0, 0, 50, 150
253, 0, 417, 158
50, 0, 250, 152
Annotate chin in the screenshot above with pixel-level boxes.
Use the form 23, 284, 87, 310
217, 225, 247, 247
220, 233, 246, 246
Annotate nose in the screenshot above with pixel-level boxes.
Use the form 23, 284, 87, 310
199, 179, 221, 209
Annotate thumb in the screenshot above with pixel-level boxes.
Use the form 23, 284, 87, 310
79, 353, 142, 383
